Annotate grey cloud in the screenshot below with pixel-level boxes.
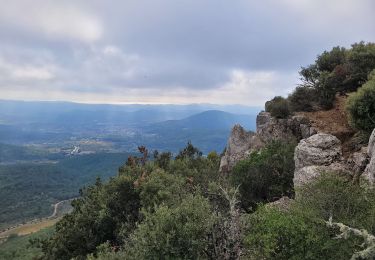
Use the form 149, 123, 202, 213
0, 0, 374, 104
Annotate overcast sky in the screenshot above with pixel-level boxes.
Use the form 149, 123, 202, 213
0, 0, 374, 106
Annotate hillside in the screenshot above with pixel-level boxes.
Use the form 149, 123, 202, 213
297, 95, 358, 156
149, 110, 255, 131
0, 152, 132, 230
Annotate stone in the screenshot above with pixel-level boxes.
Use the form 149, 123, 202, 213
266, 196, 293, 212
293, 133, 347, 191
363, 129, 375, 184
256, 112, 315, 143
294, 165, 326, 188
294, 163, 350, 189
220, 111, 315, 174
219, 124, 263, 173
347, 147, 369, 174
294, 133, 342, 171
368, 128, 375, 157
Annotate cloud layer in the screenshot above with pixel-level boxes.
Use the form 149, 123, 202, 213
0, 0, 374, 105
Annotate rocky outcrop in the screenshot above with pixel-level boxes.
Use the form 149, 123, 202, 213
364, 129, 375, 184
257, 112, 316, 143
293, 133, 349, 189
294, 133, 342, 171
219, 124, 263, 173
347, 147, 369, 175
220, 112, 316, 173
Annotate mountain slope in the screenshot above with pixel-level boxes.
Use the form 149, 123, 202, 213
148, 110, 255, 131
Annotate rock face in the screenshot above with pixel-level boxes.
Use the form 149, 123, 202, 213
219, 124, 262, 173
294, 133, 342, 171
347, 147, 369, 175
293, 133, 346, 188
364, 129, 375, 184
256, 112, 316, 143
219, 112, 316, 173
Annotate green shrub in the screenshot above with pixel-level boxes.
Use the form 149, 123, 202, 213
346, 74, 375, 132
316, 46, 347, 72
294, 173, 375, 234
288, 86, 317, 112
243, 173, 375, 259
125, 195, 214, 259
38, 175, 141, 260
153, 150, 172, 170
138, 169, 188, 212
230, 141, 296, 211
315, 71, 337, 109
296, 42, 375, 110
242, 206, 360, 259
265, 96, 290, 118
346, 42, 375, 90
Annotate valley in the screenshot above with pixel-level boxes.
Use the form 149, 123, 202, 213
0, 100, 259, 230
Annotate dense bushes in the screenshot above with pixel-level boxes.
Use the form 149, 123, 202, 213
243, 174, 375, 259
242, 206, 354, 260
265, 96, 290, 118
230, 141, 296, 211
286, 42, 375, 113
35, 143, 223, 259
38, 175, 141, 260
265, 42, 375, 117
294, 173, 375, 233
125, 195, 214, 259
346, 73, 375, 132
34, 140, 375, 260
288, 86, 317, 112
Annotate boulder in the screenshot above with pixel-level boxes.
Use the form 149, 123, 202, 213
347, 147, 369, 175
266, 196, 293, 212
363, 129, 375, 184
294, 165, 327, 188
293, 133, 346, 189
294, 133, 342, 171
219, 124, 263, 173
368, 128, 375, 158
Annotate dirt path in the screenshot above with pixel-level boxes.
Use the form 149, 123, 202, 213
50, 198, 75, 218
0, 198, 76, 242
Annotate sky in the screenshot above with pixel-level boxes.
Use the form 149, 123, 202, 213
0, 0, 374, 106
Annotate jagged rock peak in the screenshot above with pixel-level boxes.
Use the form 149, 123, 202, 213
219, 124, 262, 173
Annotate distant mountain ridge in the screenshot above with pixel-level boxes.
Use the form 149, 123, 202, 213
148, 110, 255, 131
0, 100, 260, 154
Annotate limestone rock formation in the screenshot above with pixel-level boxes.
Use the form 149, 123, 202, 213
364, 129, 375, 184
347, 147, 369, 175
219, 124, 262, 173
293, 133, 347, 189
219, 111, 316, 173
256, 112, 316, 143
294, 133, 342, 171
368, 128, 375, 158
